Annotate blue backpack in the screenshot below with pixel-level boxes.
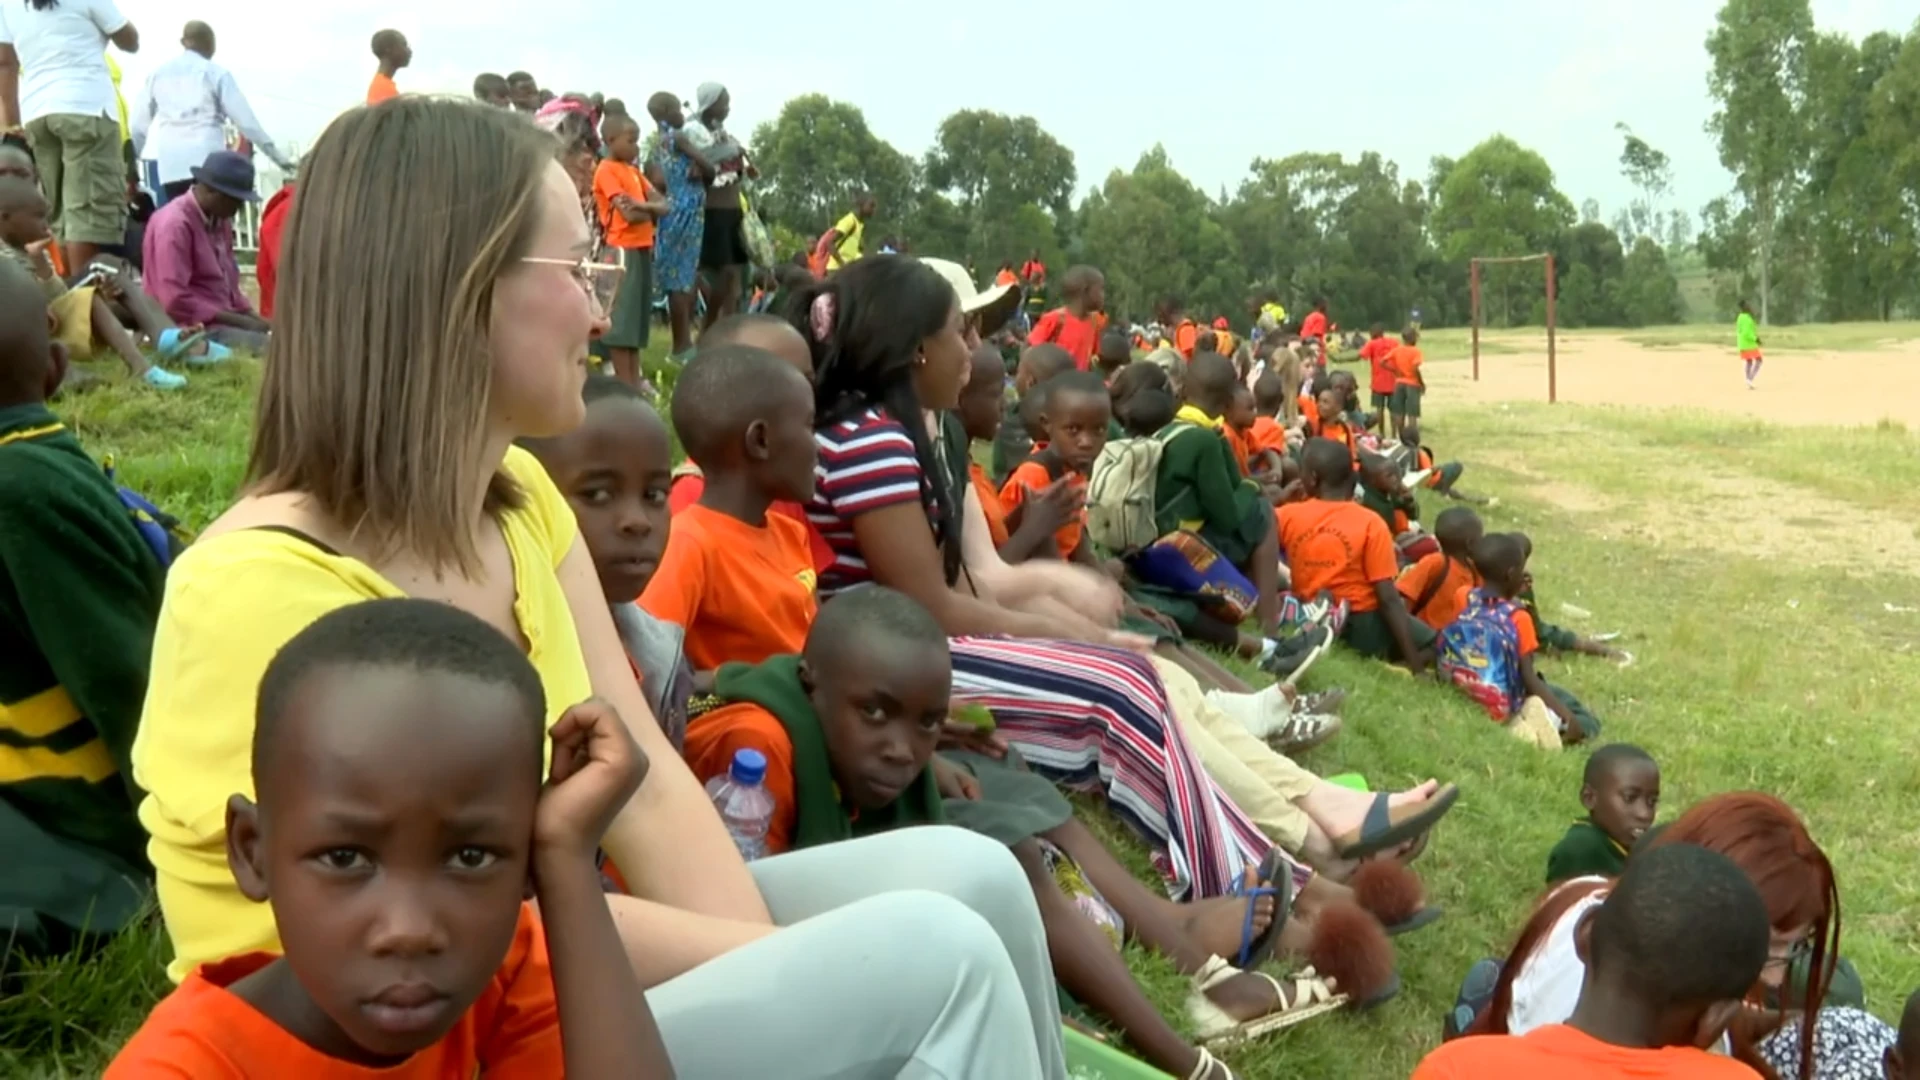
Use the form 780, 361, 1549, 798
104, 457, 190, 570
1438, 588, 1525, 720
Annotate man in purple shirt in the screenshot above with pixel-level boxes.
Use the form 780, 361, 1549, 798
141, 149, 267, 352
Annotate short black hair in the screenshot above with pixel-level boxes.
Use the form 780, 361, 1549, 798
1038, 370, 1109, 408
1300, 438, 1353, 488
583, 371, 646, 407
370, 28, 405, 58
1588, 842, 1769, 1009
1253, 371, 1285, 413
1185, 350, 1237, 400
1109, 360, 1170, 404
1097, 329, 1131, 361
671, 343, 809, 468
645, 91, 678, 119
507, 70, 536, 86
805, 585, 948, 669
1061, 265, 1102, 296
1403, 327, 1421, 346
473, 72, 508, 99
1119, 387, 1176, 436
253, 598, 546, 789
1020, 343, 1075, 386
600, 111, 639, 140
1432, 506, 1481, 550
1584, 743, 1657, 788
0, 255, 52, 405
1472, 532, 1527, 585
702, 312, 797, 349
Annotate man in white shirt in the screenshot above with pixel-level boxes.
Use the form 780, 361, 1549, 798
0, 0, 140, 270
131, 21, 286, 205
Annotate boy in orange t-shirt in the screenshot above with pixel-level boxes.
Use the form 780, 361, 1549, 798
1247, 372, 1291, 460
1413, 844, 1768, 1080
106, 599, 663, 1079
1027, 265, 1106, 371
1395, 506, 1483, 631
641, 343, 821, 671
1357, 323, 1398, 412
1448, 533, 1599, 742
1386, 328, 1425, 440
1276, 438, 1434, 668
997, 371, 1110, 561
366, 29, 409, 104
1223, 383, 1258, 477
593, 114, 669, 387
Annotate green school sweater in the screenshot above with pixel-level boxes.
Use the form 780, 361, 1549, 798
0, 403, 162, 940
1545, 818, 1629, 884
1735, 312, 1760, 352
712, 654, 944, 851
1152, 418, 1267, 562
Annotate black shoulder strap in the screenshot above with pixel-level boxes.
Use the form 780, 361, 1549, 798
251, 524, 343, 558
1409, 554, 1454, 618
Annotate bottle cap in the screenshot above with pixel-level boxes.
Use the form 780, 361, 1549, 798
729, 748, 768, 786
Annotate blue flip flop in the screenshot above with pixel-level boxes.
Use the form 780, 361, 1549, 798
1231, 848, 1292, 969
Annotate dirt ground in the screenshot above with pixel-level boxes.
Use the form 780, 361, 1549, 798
1426, 332, 1920, 427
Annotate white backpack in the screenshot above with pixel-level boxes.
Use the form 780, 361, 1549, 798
1085, 423, 1193, 555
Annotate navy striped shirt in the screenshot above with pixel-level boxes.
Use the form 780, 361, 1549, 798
808, 408, 941, 597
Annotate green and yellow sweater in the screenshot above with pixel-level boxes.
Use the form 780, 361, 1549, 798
1152, 408, 1269, 565
1, 403, 163, 942
1545, 818, 1629, 884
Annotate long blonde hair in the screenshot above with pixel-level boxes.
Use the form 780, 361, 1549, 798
248, 97, 554, 574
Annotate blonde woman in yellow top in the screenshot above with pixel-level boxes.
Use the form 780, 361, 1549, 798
131, 98, 1065, 1079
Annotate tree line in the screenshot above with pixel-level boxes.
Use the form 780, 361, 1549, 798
748, 0, 1918, 329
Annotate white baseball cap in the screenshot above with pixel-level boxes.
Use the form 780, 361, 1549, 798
919, 258, 1020, 338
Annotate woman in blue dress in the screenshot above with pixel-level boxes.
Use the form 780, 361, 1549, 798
645, 91, 710, 359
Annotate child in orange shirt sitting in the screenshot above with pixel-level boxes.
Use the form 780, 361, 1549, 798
1246, 372, 1293, 463
687, 585, 1387, 1080
997, 371, 1105, 562
591, 113, 668, 389
1412, 843, 1769, 1080
1223, 383, 1258, 477
1276, 438, 1434, 669
641, 344, 820, 671
1395, 507, 1483, 631
106, 599, 663, 1079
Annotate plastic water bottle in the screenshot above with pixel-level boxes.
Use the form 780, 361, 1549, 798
705, 748, 775, 861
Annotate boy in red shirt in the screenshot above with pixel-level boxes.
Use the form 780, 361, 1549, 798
1387, 328, 1426, 440
593, 114, 669, 388
1413, 843, 1768, 1080
1357, 323, 1397, 412
1298, 298, 1329, 347
1027, 265, 1106, 370
106, 599, 664, 1078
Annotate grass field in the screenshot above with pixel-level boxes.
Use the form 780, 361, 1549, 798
9, 326, 1920, 1079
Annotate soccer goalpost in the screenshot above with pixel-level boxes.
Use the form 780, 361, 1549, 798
1469, 253, 1561, 404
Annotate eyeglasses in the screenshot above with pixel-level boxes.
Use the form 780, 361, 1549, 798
522, 255, 624, 317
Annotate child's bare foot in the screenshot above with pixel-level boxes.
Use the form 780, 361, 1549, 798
1183, 865, 1277, 958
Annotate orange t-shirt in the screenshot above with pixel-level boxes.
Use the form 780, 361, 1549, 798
1389, 344, 1425, 386
1224, 426, 1254, 477
684, 703, 800, 856
1451, 586, 1540, 655
1307, 417, 1359, 461
366, 72, 398, 105
1300, 310, 1328, 341
1029, 308, 1100, 370
1411, 1024, 1757, 1080
995, 269, 1019, 287
999, 457, 1085, 559
105, 904, 558, 1079
1247, 416, 1288, 457
1299, 394, 1319, 426
639, 503, 819, 671
1173, 319, 1198, 359
1359, 337, 1398, 393
971, 462, 1011, 548
592, 159, 656, 250
667, 472, 834, 576
1275, 497, 1398, 611
1396, 552, 1482, 630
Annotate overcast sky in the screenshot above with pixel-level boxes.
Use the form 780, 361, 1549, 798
115, 0, 1912, 225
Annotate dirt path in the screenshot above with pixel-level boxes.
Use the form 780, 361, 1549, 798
1425, 333, 1920, 427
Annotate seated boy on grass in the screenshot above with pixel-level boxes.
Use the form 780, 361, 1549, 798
1396, 506, 1484, 632
1246, 372, 1293, 463
0, 257, 161, 962
1547, 744, 1659, 884
1439, 533, 1601, 745
106, 599, 666, 1078
1154, 351, 1283, 634
519, 375, 694, 750
1413, 842, 1768, 1080
991, 343, 1077, 484
689, 584, 1395, 1080
1277, 438, 1432, 670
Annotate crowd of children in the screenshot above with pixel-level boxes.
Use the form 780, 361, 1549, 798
0, 71, 1897, 1078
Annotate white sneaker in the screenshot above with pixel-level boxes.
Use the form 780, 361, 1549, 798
1205, 686, 1293, 740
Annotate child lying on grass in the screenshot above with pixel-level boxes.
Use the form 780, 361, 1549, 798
107, 599, 666, 1078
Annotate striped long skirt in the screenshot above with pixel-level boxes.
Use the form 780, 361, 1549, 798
948, 636, 1304, 901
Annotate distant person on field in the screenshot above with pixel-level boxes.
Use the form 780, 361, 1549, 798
811, 190, 874, 275
131, 21, 291, 205
1357, 323, 1397, 412
591, 111, 667, 390
1298, 297, 1329, 351
473, 71, 510, 107
141, 149, 267, 352
1156, 294, 1199, 360
1026, 265, 1106, 371
1736, 300, 1762, 390
0, 255, 162, 963
1546, 744, 1659, 884
1412, 842, 1770, 1080
365, 28, 409, 104
1387, 327, 1425, 441
0, 0, 140, 273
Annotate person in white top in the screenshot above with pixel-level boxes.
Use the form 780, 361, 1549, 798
0, 0, 139, 270
131, 21, 287, 205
